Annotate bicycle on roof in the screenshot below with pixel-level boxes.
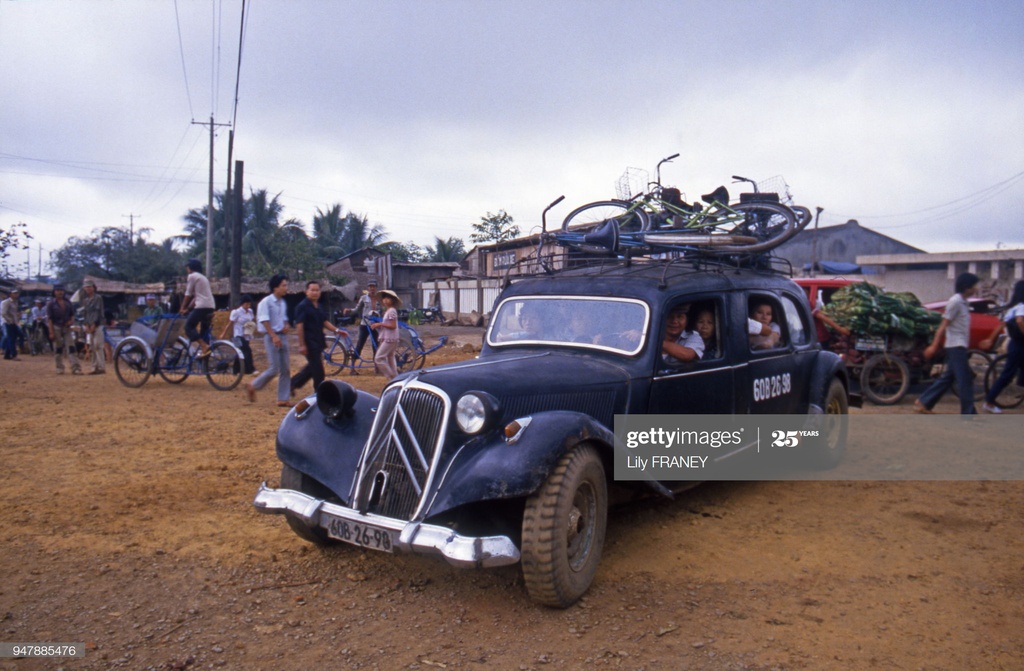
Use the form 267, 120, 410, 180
112, 313, 244, 390
324, 314, 448, 376
555, 153, 812, 256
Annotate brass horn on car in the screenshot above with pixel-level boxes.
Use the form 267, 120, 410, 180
581, 218, 620, 253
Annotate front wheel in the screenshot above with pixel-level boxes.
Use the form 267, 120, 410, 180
860, 354, 910, 405
324, 335, 354, 376
521, 444, 607, 608
280, 465, 338, 545
113, 338, 152, 388
205, 341, 243, 391
394, 340, 424, 373
157, 337, 190, 384
810, 378, 848, 469
561, 200, 648, 234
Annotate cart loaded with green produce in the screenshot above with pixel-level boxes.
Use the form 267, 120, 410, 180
819, 282, 989, 405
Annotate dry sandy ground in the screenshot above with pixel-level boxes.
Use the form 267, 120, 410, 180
1, 329, 1022, 671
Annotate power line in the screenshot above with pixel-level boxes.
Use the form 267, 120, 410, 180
173, 0, 195, 119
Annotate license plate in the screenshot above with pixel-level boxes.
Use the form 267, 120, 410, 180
325, 516, 396, 552
854, 335, 887, 352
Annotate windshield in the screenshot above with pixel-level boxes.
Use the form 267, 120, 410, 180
487, 296, 649, 355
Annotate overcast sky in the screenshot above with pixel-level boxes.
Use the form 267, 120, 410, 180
2, 0, 1023, 277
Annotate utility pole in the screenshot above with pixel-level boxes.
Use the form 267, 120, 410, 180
192, 116, 231, 274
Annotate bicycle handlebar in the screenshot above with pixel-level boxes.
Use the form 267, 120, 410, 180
731, 175, 758, 192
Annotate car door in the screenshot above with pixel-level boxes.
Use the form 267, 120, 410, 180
741, 290, 814, 414
648, 294, 736, 414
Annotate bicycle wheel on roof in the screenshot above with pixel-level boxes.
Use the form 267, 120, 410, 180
562, 200, 649, 234
703, 201, 798, 254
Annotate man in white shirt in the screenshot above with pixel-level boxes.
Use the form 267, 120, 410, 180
179, 258, 216, 358
915, 272, 979, 415
247, 274, 292, 407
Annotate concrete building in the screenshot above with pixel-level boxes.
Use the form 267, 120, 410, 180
774, 219, 925, 275
855, 249, 1024, 304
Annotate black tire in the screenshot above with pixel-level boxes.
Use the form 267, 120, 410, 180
860, 354, 910, 405
948, 349, 991, 401
984, 353, 1024, 409
113, 338, 152, 388
705, 201, 798, 254
157, 337, 190, 384
562, 200, 648, 234
324, 335, 354, 376
521, 444, 607, 608
205, 341, 243, 391
811, 378, 848, 469
280, 465, 337, 545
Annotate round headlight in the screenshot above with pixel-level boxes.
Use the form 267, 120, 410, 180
455, 392, 499, 434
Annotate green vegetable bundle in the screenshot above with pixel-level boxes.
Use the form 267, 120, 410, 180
821, 282, 940, 338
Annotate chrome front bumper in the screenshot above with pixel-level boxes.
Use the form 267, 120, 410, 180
253, 483, 520, 569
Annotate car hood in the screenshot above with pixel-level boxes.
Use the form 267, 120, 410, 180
406, 350, 636, 427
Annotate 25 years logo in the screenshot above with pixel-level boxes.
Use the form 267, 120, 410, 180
770, 429, 819, 447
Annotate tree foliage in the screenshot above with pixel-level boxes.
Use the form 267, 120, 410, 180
51, 227, 184, 286
424, 236, 466, 262
470, 210, 518, 244
0, 222, 33, 273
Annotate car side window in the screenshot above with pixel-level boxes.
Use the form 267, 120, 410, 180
748, 295, 785, 351
780, 295, 810, 346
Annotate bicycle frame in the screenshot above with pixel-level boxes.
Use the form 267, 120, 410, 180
324, 315, 448, 375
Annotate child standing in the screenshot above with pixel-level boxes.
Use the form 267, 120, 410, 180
372, 290, 402, 380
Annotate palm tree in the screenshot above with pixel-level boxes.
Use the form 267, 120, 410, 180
312, 204, 348, 260
339, 212, 389, 256
424, 236, 466, 262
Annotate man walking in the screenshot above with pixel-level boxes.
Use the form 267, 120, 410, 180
247, 274, 292, 407
47, 284, 82, 375
914, 272, 979, 415
1, 289, 22, 360
291, 280, 346, 395
80, 280, 105, 374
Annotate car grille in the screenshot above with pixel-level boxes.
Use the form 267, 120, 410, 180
353, 382, 449, 521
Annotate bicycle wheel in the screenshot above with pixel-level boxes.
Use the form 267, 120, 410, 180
205, 341, 243, 391
113, 339, 152, 388
696, 201, 798, 254
561, 200, 648, 234
394, 340, 423, 374
157, 337, 190, 384
325, 335, 355, 376
984, 353, 1024, 409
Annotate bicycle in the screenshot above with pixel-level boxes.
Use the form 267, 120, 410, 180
557, 153, 810, 255
323, 315, 448, 376
113, 314, 244, 391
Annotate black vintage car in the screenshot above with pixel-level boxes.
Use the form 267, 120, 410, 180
254, 259, 850, 607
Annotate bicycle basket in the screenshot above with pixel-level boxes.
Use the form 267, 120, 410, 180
616, 167, 650, 200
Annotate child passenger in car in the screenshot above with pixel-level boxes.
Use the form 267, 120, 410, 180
662, 303, 704, 364
748, 300, 782, 349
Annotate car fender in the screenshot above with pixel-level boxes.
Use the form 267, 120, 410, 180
807, 351, 848, 412
425, 411, 616, 515
275, 389, 380, 504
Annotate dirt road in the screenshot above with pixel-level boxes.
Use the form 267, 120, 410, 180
1, 331, 1022, 670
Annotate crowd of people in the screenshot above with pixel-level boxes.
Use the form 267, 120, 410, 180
4, 266, 1022, 415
